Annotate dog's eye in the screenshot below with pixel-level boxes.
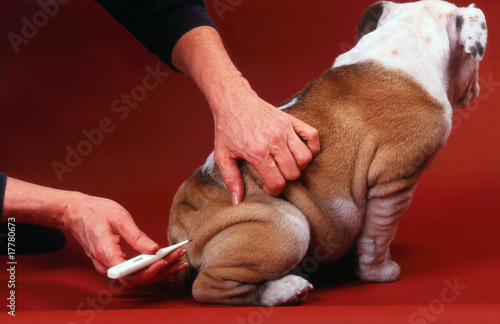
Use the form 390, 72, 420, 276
456, 15, 464, 30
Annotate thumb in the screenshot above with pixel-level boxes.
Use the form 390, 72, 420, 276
115, 219, 160, 255
215, 154, 245, 205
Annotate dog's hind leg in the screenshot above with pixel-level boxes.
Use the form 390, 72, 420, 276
191, 201, 312, 306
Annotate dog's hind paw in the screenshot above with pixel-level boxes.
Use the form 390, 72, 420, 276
258, 274, 313, 306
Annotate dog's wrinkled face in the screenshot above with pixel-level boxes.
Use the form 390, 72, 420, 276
357, 0, 487, 109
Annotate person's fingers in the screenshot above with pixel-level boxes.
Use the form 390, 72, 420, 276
267, 126, 304, 180
289, 142, 313, 171
76, 219, 124, 272
214, 151, 245, 205
113, 217, 160, 255
118, 259, 168, 288
97, 227, 128, 268
216, 138, 287, 197
291, 116, 320, 157
286, 133, 313, 171
250, 156, 286, 197
271, 145, 301, 180
118, 249, 188, 287
163, 247, 186, 264
137, 260, 189, 287
91, 258, 109, 275
137, 248, 188, 286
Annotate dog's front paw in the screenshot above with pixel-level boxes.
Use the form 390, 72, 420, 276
356, 258, 401, 283
258, 274, 313, 306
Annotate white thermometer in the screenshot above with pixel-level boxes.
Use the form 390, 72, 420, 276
107, 239, 192, 279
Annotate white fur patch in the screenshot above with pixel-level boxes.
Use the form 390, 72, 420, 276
277, 96, 299, 110
259, 274, 313, 306
201, 151, 215, 175
333, 1, 456, 125
275, 204, 310, 254
330, 198, 363, 236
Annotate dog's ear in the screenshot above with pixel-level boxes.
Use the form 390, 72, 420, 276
447, 4, 487, 62
446, 4, 487, 108
357, 1, 394, 42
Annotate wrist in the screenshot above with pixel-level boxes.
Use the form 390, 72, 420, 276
183, 48, 246, 117
2, 177, 80, 229
171, 26, 249, 115
58, 191, 89, 231
205, 70, 251, 116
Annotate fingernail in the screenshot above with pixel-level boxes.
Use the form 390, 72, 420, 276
180, 248, 186, 256
231, 192, 239, 205
150, 243, 159, 251
178, 261, 189, 270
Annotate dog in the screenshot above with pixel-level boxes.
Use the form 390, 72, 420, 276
167, 0, 487, 306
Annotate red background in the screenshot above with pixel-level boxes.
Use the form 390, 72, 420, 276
1, 0, 499, 323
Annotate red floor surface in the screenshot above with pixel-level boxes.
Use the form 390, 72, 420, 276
1, 0, 499, 323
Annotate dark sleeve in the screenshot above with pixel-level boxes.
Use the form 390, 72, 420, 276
94, 0, 218, 72
0, 173, 6, 218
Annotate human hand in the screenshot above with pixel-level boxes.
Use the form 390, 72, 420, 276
62, 194, 188, 287
212, 76, 320, 204
170, 26, 320, 203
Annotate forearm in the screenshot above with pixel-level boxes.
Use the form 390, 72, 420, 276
0, 177, 77, 228
94, 0, 217, 71
171, 26, 251, 117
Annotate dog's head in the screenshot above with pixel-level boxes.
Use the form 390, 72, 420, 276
357, 0, 487, 109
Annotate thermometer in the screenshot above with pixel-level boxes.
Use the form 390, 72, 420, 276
107, 239, 192, 279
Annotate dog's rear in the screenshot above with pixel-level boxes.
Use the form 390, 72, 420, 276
168, 0, 487, 306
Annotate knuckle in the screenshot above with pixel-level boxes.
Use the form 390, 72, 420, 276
297, 150, 313, 167
268, 131, 286, 146
310, 127, 319, 138
287, 168, 301, 181
249, 145, 270, 160
271, 177, 286, 191
131, 231, 147, 245
93, 249, 106, 264
213, 152, 224, 165
119, 278, 134, 288
223, 176, 241, 189
223, 175, 237, 183
93, 261, 107, 275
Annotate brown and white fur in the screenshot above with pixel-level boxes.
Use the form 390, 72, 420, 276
168, 0, 487, 306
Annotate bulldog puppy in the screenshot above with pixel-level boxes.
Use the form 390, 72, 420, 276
168, 0, 487, 306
